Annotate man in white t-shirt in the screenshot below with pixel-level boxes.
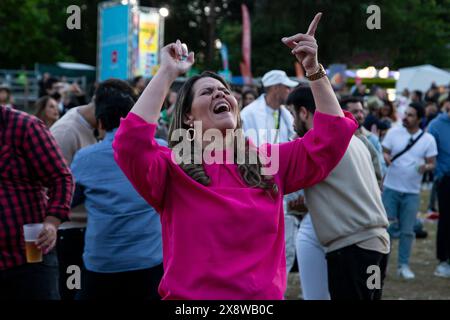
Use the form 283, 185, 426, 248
382, 102, 438, 279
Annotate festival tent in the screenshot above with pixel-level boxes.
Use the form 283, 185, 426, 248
396, 64, 450, 92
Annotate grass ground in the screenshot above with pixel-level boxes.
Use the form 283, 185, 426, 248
285, 190, 450, 300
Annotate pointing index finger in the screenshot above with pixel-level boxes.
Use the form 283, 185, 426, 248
306, 12, 322, 37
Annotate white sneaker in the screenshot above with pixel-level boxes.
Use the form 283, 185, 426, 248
434, 262, 450, 278
397, 265, 415, 280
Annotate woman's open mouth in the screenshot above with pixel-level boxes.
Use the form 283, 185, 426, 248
213, 101, 231, 114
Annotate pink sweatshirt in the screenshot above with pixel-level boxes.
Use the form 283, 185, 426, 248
113, 110, 357, 300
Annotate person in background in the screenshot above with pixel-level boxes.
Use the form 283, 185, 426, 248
232, 87, 243, 109
402, 88, 410, 99
42, 77, 67, 115
242, 89, 258, 108
295, 196, 330, 300
290, 85, 390, 300
50, 97, 98, 300
157, 89, 179, 140
0, 104, 74, 299
372, 86, 387, 101
62, 90, 77, 111
160, 89, 178, 126
379, 99, 400, 128
44, 77, 63, 97
421, 101, 440, 201
51, 100, 97, 165
421, 101, 439, 129
425, 83, 440, 103
34, 96, 60, 128
0, 85, 15, 109
428, 95, 450, 278
377, 120, 391, 143
382, 102, 437, 279
241, 70, 297, 145
38, 72, 51, 97
132, 76, 147, 97
287, 88, 330, 300
411, 90, 423, 103
438, 93, 449, 113
72, 79, 163, 300
351, 83, 366, 98
363, 96, 383, 134
341, 97, 384, 185
427, 92, 449, 220
396, 88, 411, 120
61, 82, 87, 112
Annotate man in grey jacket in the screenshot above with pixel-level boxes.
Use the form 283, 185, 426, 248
288, 86, 390, 300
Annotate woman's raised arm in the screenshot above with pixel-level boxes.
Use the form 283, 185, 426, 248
130, 40, 195, 124
276, 13, 357, 194
282, 13, 344, 117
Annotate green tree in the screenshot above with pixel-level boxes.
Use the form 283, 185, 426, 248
1, 0, 448, 74
0, 0, 72, 68
248, 0, 450, 74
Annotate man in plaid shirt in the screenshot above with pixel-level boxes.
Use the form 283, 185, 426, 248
0, 105, 74, 299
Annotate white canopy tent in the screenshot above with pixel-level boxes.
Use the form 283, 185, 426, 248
56, 62, 96, 71
396, 64, 450, 93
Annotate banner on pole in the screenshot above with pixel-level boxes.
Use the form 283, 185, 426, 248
98, 3, 130, 81
240, 4, 252, 85
138, 9, 160, 77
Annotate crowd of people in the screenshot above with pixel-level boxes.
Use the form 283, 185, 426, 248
1, 13, 450, 301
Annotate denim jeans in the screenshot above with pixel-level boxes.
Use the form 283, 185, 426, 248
388, 218, 424, 238
382, 187, 420, 266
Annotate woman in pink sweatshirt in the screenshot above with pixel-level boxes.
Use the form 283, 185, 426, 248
113, 13, 357, 299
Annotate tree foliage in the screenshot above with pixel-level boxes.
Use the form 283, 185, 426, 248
1, 0, 449, 75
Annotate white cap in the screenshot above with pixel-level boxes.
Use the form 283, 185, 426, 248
261, 70, 298, 88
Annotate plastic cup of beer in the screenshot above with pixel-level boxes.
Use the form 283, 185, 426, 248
23, 223, 43, 263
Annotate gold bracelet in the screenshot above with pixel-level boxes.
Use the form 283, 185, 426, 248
305, 64, 326, 81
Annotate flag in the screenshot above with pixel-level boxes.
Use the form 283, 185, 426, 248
240, 4, 252, 85
220, 44, 229, 71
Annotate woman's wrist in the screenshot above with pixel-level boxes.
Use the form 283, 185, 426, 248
305, 63, 321, 76
158, 66, 179, 83
305, 64, 326, 81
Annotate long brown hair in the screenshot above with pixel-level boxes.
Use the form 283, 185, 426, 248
34, 96, 57, 127
168, 71, 278, 194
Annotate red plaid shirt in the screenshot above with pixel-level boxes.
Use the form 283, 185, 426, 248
0, 106, 74, 270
